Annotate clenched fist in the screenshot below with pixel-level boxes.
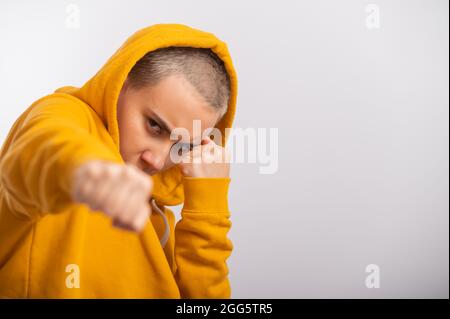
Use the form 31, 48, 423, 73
178, 136, 231, 178
71, 160, 153, 232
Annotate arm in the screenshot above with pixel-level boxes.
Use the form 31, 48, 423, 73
0, 96, 121, 220
174, 177, 233, 299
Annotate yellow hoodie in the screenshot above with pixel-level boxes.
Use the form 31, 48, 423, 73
0, 24, 238, 298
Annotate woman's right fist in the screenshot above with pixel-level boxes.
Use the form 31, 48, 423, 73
71, 160, 153, 232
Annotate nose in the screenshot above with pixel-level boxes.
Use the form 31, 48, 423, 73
141, 150, 165, 172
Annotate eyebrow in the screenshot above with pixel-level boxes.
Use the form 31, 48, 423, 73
149, 110, 174, 135
148, 110, 201, 149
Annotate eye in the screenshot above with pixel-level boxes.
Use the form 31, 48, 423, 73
147, 118, 162, 135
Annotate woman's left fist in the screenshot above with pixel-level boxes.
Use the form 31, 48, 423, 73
178, 136, 230, 178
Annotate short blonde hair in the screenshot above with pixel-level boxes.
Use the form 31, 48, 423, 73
127, 46, 231, 119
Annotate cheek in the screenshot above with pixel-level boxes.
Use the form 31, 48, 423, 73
118, 113, 146, 151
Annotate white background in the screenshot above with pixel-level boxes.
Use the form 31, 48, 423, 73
1, 0, 448, 298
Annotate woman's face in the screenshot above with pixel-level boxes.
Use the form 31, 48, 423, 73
116, 73, 220, 175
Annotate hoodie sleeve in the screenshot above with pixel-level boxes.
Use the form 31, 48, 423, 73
173, 176, 233, 299
0, 96, 121, 220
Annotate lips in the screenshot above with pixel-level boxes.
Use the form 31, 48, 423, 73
143, 167, 156, 175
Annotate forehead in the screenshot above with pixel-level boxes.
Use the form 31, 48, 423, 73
135, 74, 219, 140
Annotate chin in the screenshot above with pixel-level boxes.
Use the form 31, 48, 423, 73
143, 167, 159, 175
142, 168, 153, 175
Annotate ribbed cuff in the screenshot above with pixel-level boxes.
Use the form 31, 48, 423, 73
182, 177, 231, 212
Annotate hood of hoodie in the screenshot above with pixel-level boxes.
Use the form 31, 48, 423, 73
54, 24, 238, 207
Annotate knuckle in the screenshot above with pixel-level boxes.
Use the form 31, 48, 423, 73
106, 163, 121, 178
86, 162, 101, 178
123, 165, 134, 178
